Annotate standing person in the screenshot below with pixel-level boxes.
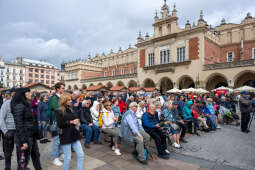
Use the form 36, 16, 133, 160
37, 94, 50, 144
11, 88, 42, 170
101, 101, 121, 156
118, 96, 127, 114
71, 90, 81, 114
49, 82, 65, 166
0, 89, 18, 170
80, 100, 100, 148
56, 93, 84, 170
31, 93, 40, 118
239, 91, 253, 133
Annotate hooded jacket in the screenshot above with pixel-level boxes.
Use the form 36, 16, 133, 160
182, 101, 193, 120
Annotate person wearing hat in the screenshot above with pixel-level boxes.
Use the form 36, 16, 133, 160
239, 91, 253, 133
0, 88, 18, 169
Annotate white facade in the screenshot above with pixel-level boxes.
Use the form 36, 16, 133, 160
4, 62, 25, 88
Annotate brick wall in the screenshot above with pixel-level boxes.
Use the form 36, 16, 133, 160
204, 38, 221, 64
102, 62, 137, 76
204, 38, 255, 64
189, 37, 199, 60
140, 49, 145, 68
81, 70, 103, 79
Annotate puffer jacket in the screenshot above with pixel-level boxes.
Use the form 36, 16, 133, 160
79, 107, 93, 125
12, 103, 38, 145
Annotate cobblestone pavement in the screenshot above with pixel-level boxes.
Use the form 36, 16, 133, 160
0, 121, 254, 170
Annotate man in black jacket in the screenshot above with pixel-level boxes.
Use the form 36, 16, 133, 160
79, 100, 100, 148
239, 91, 253, 133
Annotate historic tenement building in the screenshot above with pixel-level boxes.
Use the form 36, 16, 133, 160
62, 1, 255, 92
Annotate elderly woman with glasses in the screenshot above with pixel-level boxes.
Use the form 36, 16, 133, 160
101, 101, 121, 156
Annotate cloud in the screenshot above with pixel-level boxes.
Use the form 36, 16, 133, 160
0, 0, 254, 67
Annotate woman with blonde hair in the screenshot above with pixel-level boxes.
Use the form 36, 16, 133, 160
101, 101, 121, 156
56, 93, 84, 170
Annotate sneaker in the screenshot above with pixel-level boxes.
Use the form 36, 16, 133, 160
112, 146, 115, 151
196, 133, 200, 136
172, 142, 180, 148
136, 158, 148, 165
53, 158, 63, 166
59, 154, 64, 161
114, 149, 121, 156
165, 149, 170, 155
180, 138, 188, 143
216, 125, 221, 129
158, 154, 169, 160
165, 149, 170, 154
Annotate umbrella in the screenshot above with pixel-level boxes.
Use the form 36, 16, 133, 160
196, 88, 209, 94
212, 86, 233, 92
167, 88, 182, 93
234, 86, 255, 92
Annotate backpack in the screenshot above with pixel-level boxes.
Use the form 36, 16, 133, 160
136, 149, 148, 161
98, 112, 103, 128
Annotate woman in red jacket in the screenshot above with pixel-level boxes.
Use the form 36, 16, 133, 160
118, 96, 127, 114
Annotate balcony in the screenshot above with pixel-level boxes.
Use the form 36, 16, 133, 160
80, 73, 137, 83
144, 60, 191, 74
203, 59, 255, 71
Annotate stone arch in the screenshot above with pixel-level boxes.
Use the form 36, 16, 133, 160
68, 85, 72, 90
73, 85, 78, 90
82, 84, 87, 90
178, 75, 195, 89
159, 77, 174, 92
116, 81, 125, 86
142, 78, 156, 88
234, 70, 255, 88
106, 82, 113, 88
205, 73, 228, 91
89, 83, 94, 87
128, 80, 138, 88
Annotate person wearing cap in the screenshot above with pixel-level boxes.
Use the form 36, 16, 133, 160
239, 91, 253, 133
0, 88, 17, 169
119, 102, 150, 164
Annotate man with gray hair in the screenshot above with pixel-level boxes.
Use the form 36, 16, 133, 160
119, 102, 150, 165
79, 100, 100, 148
72, 90, 81, 113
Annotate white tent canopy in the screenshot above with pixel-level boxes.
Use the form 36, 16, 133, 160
167, 88, 182, 93
234, 86, 255, 92
212, 86, 233, 92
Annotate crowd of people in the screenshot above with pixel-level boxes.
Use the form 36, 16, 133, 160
0, 82, 254, 169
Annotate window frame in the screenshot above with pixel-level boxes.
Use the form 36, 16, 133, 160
227, 52, 234, 62
252, 48, 255, 59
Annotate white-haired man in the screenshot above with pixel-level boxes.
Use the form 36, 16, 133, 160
119, 102, 150, 165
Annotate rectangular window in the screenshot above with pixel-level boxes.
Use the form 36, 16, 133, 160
7, 75, 9, 80
29, 79, 33, 83
227, 52, 233, 62
29, 73, 33, 78
121, 68, 125, 75
20, 70, 23, 74
41, 75, 44, 78
104, 71, 107, 77
46, 80, 49, 84
41, 69, 44, 73
20, 76, 23, 81
148, 53, 155, 66
35, 69, 39, 73
7, 68, 9, 73
51, 81, 55, 84
13, 69, 16, 73
35, 74, 39, 78
29, 68, 33, 72
112, 69, 116, 76
177, 47, 185, 62
46, 75, 50, 79
160, 50, 170, 64
35, 79, 39, 83
253, 48, 255, 59
130, 67, 135, 74
51, 76, 55, 79
40, 80, 44, 84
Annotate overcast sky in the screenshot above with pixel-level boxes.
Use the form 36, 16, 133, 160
0, 0, 254, 67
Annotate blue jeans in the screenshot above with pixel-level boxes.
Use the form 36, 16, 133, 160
52, 135, 63, 159
81, 124, 100, 144
62, 140, 84, 170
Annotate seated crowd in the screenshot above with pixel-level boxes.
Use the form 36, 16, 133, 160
2, 82, 253, 170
